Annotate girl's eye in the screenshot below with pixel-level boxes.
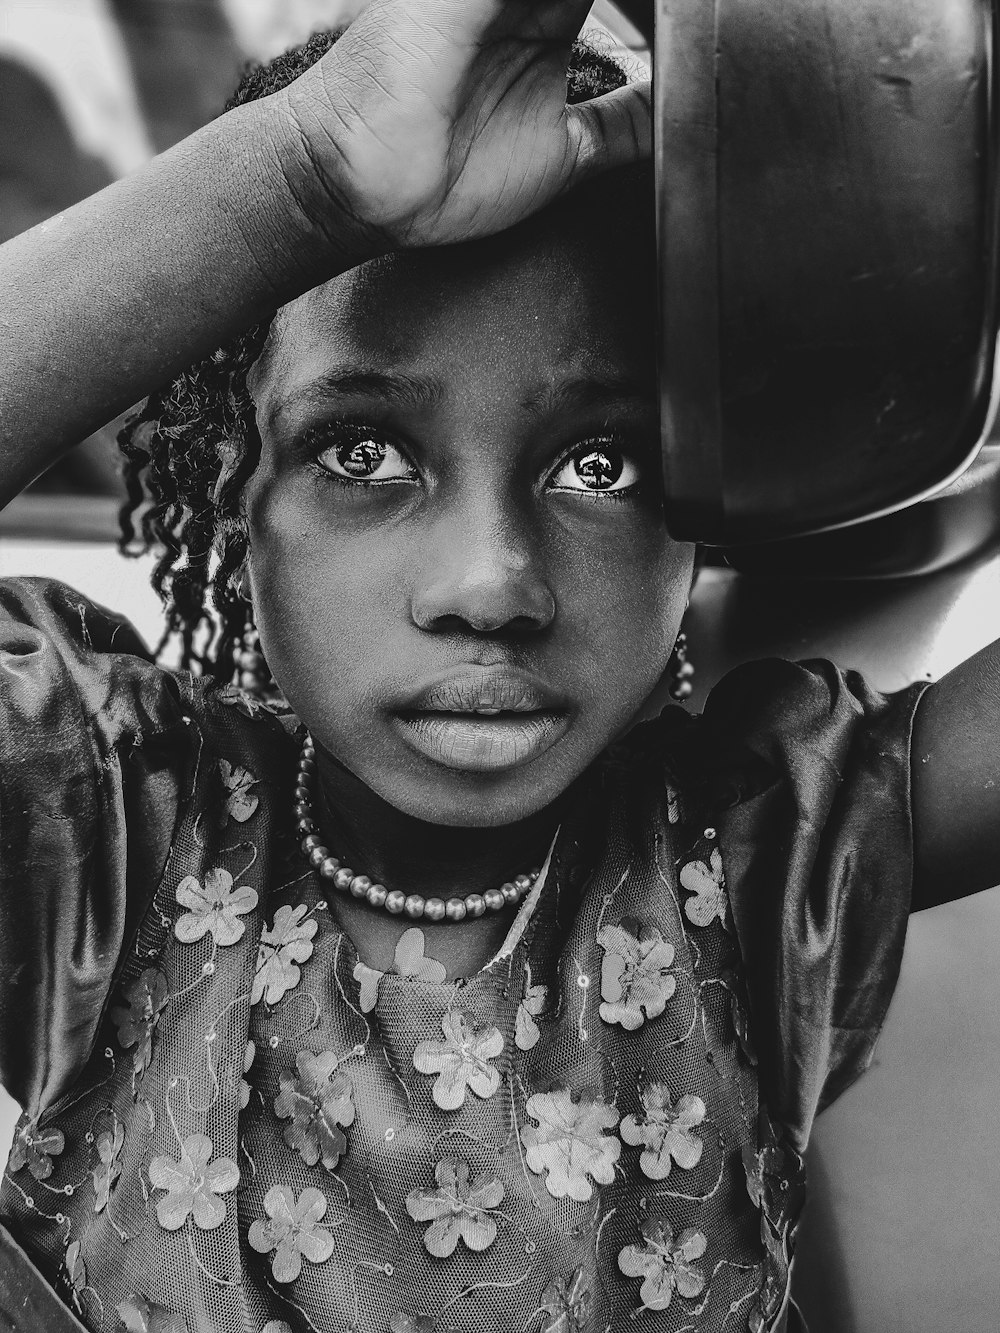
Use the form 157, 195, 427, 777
548, 440, 642, 494
314, 428, 415, 483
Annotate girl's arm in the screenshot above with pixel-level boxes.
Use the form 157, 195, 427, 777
911, 649, 1000, 905
0, 0, 650, 506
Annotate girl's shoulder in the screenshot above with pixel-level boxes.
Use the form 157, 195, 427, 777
0, 577, 299, 1114
0, 574, 297, 762
619, 654, 928, 812
610, 655, 930, 1147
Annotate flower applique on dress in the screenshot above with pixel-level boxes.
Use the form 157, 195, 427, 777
215, 684, 281, 721
721, 965, 758, 1066
742, 1109, 806, 1261
620, 1083, 706, 1181
617, 1218, 707, 1311
596, 917, 677, 1030
64, 1240, 88, 1317
680, 847, 729, 930
353, 927, 446, 1015
413, 1011, 504, 1111
217, 758, 259, 828
273, 1049, 355, 1172
92, 1121, 125, 1212
521, 1088, 620, 1201
239, 1039, 256, 1110
173, 868, 258, 946
252, 904, 318, 1005
8, 1119, 65, 1180
390, 1315, 437, 1333
353, 961, 383, 1017
148, 1132, 239, 1231
248, 1184, 335, 1283
118, 1293, 190, 1333
405, 1155, 505, 1257
111, 968, 169, 1077
536, 1266, 592, 1333
515, 962, 547, 1052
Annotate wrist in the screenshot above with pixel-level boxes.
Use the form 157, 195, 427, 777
210, 95, 384, 306
252, 90, 389, 288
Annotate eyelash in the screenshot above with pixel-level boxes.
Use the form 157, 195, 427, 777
548, 436, 642, 500
300, 423, 645, 498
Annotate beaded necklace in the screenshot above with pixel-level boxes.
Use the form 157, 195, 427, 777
294, 734, 540, 922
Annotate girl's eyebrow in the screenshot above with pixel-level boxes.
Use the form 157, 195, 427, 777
266, 365, 446, 426
520, 373, 654, 416
265, 367, 654, 429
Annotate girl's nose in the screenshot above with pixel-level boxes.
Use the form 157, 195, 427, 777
410, 513, 556, 636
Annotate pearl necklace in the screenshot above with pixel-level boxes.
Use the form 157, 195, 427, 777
294, 734, 540, 922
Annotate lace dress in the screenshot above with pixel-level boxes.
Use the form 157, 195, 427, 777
0, 580, 925, 1333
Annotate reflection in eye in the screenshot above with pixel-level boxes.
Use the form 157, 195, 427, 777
315, 428, 414, 483
549, 442, 641, 494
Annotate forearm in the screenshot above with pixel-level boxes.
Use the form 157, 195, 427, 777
0, 95, 367, 506
911, 642, 1000, 908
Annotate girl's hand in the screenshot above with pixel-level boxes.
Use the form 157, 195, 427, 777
277, 0, 651, 252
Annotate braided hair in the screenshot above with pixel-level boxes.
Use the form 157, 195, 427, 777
117, 30, 632, 684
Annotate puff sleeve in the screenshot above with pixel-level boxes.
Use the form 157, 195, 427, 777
0, 578, 188, 1118
690, 658, 929, 1151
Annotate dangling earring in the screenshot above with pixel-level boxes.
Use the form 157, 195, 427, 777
234, 621, 271, 698
668, 630, 695, 701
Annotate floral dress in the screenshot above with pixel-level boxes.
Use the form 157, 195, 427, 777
0, 580, 925, 1333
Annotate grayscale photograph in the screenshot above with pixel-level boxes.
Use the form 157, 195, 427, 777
0, 2, 996, 1331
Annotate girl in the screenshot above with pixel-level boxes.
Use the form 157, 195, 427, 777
0, 2, 988, 1330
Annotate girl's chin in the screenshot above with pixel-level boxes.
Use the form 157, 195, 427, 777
372, 753, 580, 829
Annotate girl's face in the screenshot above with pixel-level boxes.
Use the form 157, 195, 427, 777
245, 184, 694, 828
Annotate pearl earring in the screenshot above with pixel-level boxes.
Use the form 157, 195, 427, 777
233, 622, 270, 697
668, 631, 695, 702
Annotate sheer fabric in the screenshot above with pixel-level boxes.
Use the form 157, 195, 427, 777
0, 580, 924, 1333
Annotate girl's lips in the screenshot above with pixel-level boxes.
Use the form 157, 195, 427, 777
398, 665, 566, 715
394, 709, 570, 772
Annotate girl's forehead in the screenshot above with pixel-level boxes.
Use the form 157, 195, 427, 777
251, 203, 656, 412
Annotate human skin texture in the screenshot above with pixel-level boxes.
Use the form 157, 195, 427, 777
243, 177, 694, 925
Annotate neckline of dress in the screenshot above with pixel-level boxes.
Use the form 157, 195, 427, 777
326, 825, 562, 990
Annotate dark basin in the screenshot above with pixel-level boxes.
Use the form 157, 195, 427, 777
646, 0, 1000, 545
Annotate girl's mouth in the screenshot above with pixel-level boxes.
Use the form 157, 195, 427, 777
392, 665, 571, 771
393, 709, 570, 772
